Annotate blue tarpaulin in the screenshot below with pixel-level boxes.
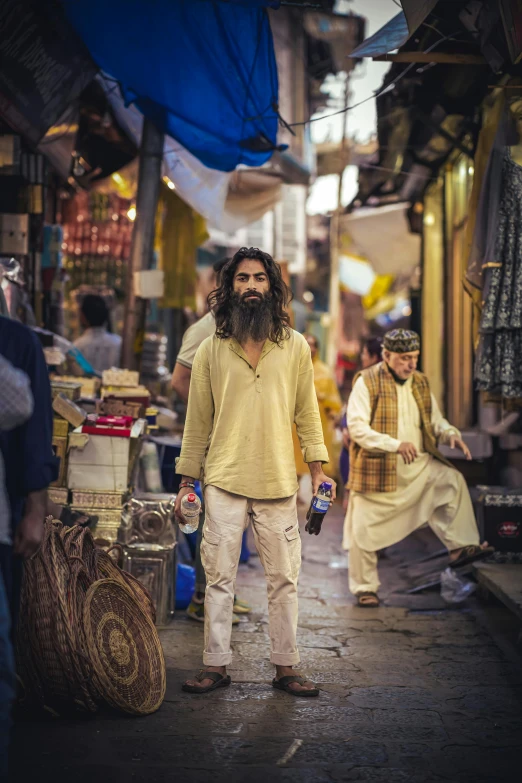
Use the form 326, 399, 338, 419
60, 0, 281, 172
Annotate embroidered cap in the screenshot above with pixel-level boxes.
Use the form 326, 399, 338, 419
383, 328, 420, 354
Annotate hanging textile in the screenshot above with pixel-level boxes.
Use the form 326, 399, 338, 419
157, 186, 209, 311
470, 92, 522, 398
463, 89, 506, 347
60, 0, 281, 172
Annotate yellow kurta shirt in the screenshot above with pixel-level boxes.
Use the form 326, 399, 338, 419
176, 329, 329, 499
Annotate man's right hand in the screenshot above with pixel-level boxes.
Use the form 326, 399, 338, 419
397, 442, 417, 465
174, 484, 196, 525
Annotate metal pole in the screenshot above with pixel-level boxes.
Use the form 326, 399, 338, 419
326, 73, 350, 369
121, 118, 165, 370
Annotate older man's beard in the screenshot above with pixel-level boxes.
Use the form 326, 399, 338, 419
229, 291, 274, 343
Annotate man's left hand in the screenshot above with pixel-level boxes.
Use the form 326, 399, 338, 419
449, 435, 472, 461
311, 471, 337, 502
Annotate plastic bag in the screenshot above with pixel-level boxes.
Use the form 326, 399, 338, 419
440, 567, 477, 604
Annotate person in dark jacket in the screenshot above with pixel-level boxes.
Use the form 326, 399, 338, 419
0, 316, 58, 625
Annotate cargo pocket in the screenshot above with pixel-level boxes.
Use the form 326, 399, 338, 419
283, 523, 302, 580
201, 526, 221, 582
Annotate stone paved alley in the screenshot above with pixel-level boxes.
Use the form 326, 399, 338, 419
11, 505, 522, 783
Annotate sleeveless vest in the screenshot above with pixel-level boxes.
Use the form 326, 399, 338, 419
348, 362, 453, 493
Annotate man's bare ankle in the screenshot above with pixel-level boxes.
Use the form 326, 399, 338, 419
276, 664, 295, 677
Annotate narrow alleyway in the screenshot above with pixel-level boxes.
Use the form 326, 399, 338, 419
11, 505, 522, 783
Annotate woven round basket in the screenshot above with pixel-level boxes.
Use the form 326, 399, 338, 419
83, 579, 166, 715
95, 548, 156, 623
61, 525, 97, 581
20, 522, 81, 708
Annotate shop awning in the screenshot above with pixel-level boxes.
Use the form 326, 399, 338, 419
350, 13, 409, 60
60, 0, 281, 172
341, 204, 421, 276
349, 2, 436, 59
95, 84, 281, 233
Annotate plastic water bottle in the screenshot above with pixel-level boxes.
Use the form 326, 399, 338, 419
305, 482, 332, 536
179, 492, 201, 534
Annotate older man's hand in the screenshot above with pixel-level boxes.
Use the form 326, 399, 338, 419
449, 435, 472, 461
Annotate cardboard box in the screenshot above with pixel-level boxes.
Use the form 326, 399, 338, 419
53, 393, 87, 428
51, 435, 68, 488
101, 388, 151, 407
67, 420, 145, 492
53, 417, 70, 438
102, 369, 139, 388
96, 398, 144, 418
51, 380, 81, 402
53, 375, 101, 398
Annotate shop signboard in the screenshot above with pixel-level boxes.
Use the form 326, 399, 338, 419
0, 0, 96, 144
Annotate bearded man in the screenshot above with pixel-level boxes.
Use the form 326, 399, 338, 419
175, 247, 335, 696
345, 329, 492, 607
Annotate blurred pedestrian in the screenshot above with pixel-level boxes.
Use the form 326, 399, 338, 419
0, 351, 35, 780
0, 316, 58, 628
339, 337, 382, 493
172, 258, 251, 625
176, 247, 334, 696
74, 294, 121, 374
345, 328, 492, 607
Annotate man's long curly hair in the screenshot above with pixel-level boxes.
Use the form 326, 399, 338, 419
208, 247, 292, 346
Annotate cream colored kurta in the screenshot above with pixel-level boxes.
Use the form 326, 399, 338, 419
344, 375, 477, 553
176, 330, 329, 499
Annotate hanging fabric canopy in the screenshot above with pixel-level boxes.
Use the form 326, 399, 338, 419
60, 0, 282, 172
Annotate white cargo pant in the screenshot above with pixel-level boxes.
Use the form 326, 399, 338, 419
201, 485, 301, 667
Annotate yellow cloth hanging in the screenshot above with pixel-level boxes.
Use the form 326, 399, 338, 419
362, 274, 394, 311
157, 185, 209, 310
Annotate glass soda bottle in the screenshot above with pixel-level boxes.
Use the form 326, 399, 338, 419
305, 481, 332, 536
179, 492, 201, 534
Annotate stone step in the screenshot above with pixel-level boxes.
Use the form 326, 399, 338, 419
473, 562, 522, 623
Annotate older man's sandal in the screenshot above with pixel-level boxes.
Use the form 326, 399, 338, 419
272, 675, 319, 697
449, 545, 494, 569
182, 671, 231, 694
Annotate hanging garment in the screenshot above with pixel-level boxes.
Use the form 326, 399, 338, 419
475, 149, 522, 398
157, 187, 209, 311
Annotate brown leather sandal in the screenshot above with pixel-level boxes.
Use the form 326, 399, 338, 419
182, 670, 231, 694
357, 591, 380, 608
272, 675, 319, 697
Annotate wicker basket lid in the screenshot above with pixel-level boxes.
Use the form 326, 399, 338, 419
83, 579, 166, 715
95, 548, 156, 623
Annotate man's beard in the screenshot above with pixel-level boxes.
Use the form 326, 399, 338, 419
229, 291, 274, 343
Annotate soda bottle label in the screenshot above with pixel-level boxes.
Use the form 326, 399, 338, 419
312, 496, 330, 513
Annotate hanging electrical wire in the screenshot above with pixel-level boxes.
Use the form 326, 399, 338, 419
287, 27, 465, 128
